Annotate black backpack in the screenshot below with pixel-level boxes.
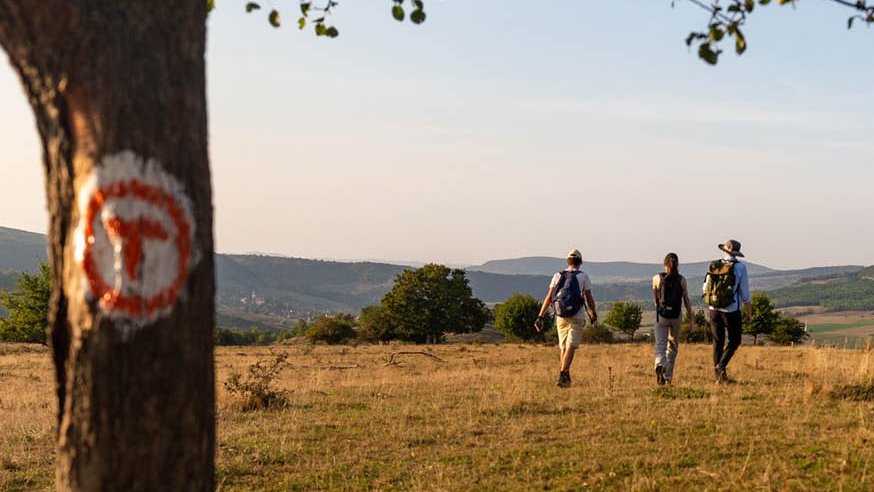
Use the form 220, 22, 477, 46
657, 272, 683, 319
552, 270, 584, 318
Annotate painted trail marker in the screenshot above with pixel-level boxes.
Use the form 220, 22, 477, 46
73, 151, 198, 330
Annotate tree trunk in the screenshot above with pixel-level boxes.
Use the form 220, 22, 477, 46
0, 2, 215, 490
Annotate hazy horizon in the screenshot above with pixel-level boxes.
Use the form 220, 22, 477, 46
1, 1, 872, 270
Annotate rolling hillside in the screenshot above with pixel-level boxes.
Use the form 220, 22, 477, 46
770, 266, 874, 311
0, 227, 47, 272
2, 225, 870, 318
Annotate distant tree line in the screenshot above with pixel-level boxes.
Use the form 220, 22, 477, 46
0, 264, 821, 348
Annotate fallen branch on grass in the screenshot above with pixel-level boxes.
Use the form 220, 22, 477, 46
384, 351, 445, 367
325, 364, 361, 370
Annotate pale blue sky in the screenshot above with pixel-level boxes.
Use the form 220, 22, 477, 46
1, 1, 872, 269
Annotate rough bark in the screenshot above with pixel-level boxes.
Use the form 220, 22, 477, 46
0, 2, 215, 490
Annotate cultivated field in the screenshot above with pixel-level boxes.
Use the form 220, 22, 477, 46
2, 341, 874, 491
797, 311, 874, 347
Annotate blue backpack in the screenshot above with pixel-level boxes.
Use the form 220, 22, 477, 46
552, 270, 584, 317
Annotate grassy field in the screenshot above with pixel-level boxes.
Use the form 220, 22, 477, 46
2, 341, 874, 491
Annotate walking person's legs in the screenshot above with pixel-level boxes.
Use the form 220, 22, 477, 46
664, 318, 681, 383
710, 310, 728, 380
653, 317, 669, 384
718, 310, 743, 371
555, 316, 581, 387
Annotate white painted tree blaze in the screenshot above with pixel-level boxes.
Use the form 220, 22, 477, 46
72, 151, 198, 332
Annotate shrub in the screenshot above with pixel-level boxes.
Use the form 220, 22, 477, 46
580, 323, 614, 344
0, 263, 51, 345
357, 305, 394, 343
769, 317, 809, 345
306, 316, 356, 344
224, 353, 290, 411
493, 293, 551, 342
679, 322, 711, 343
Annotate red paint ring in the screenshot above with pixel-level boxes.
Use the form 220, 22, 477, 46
82, 179, 192, 319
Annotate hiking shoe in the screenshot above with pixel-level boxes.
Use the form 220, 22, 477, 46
714, 366, 728, 384
655, 365, 666, 385
557, 370, 571, 388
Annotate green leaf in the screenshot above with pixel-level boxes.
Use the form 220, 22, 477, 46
245, 2, 260, 13
301, 2, 311, 15
392, 5, 405, 21
410, 9, 426, 24
709, 26, 725, 42
735, 27, 747, 54
269, 9, 280, 27
298, 16, 306, 29
698, 42, 719, 65
207, 0, 216, 13
759, 0, 772, 3
414, 0, 424, 8
744, 0, 755, 12
325, 26, 339, 38
315, 23, 327, 36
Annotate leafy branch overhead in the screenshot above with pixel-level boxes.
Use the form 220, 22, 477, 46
243, 0, 426, 38
685, 0, 874, 65
226, 0, 870, 63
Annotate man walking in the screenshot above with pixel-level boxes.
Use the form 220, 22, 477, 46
535, 249, 597, 388
703, 239, 751, 383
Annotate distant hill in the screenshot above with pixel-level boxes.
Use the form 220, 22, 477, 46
0, 226, 47, 272
769, 266, 874, 312
470, 256, 777, 282
2, 225, 869, 319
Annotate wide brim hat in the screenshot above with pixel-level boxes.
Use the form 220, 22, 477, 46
718, 239, 745, 258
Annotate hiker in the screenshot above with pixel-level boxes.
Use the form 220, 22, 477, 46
703, 239, 751, 383
534, 249, 597, 388
652, 252, 696, 385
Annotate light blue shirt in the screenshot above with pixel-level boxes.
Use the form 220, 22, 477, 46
707, 259, 751, 313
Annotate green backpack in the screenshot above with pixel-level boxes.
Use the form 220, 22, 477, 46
703, 260, 737, 309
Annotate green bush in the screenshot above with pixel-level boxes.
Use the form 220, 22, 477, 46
493, 293, 550, 342
214, 326, 279, 346
0, 263, 51, 345
680, 309, 711, 343
306, 316, 356, 345
580, 323, 614, 344
356, 305, 394, 343
769, 317, 809, 345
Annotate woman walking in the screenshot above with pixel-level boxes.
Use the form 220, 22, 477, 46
652, 252, 696, 385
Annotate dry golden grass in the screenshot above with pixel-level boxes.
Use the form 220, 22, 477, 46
3, 341, 874, 491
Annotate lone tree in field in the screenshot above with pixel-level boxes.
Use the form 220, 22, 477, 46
745, 292, 779, 345
0, 0, 869, 489
376, 264, 488, 344
0, 262, 51, 345
494, 293, 550, 342
605, 302, 643, 342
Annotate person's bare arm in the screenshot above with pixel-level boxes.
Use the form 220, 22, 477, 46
538, 286, 556, 319
681, 277, 696, 331
584, 289, 597, 324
